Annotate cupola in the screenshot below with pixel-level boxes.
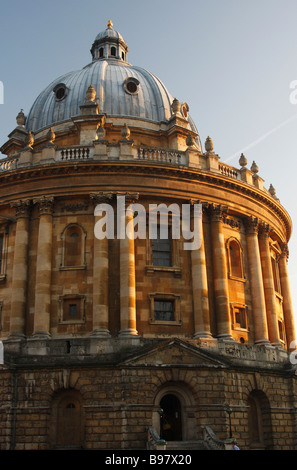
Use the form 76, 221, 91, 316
90, 20, 129, 62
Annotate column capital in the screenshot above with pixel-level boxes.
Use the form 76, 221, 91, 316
244, 215, 260, 235
11, 199, 31, 219
33, 196, 54, 215
209, 203, 228, 222
90, 191, 114, 205
117, 191, 139, 205
280, 242, 289, 261
258, 222, 271, 239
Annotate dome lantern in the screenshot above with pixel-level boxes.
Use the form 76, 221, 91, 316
90, 20, 129, 62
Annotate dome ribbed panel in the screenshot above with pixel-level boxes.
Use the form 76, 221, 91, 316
25, 59, 199, 149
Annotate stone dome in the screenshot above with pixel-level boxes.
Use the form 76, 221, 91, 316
25, 21, 202, 150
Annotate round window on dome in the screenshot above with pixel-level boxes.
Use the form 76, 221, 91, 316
124, 77, 140, 95
53, 83, 68, 101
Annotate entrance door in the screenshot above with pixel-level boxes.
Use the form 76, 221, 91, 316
160, 394, 182, 441
56, 396, 82, 448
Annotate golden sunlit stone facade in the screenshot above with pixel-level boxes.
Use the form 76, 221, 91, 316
0, 22, 296, 450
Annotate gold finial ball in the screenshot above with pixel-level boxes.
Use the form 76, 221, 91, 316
107, 20, 113, 28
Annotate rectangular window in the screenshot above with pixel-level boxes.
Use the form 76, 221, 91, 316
59, 295, 85, 324
271, 257, 281, 294
154, 300, 174, 322
278, 320, 285, 342
231, 303, 248, 330
234, 307, 247, 329
152, 225, 172, 267
149, 293, 181, 325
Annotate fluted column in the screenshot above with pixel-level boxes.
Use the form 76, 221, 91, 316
191, 203, 212, 338
119, 193, 138, 337
245, 217, 270, 345
210, 204, 233, 340
258, 224, 280, 346
9, 200, 31, 339
90, 192, 112, 337
279, 244, 296, 349
32, 196, 54, 339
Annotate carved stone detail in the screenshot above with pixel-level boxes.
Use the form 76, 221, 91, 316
209, 203, 228, 222
11, 199, 31, 219
33, 196, 54, 215
244, 215, 260, 235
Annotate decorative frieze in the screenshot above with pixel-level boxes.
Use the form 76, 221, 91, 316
61, 202, 89, 213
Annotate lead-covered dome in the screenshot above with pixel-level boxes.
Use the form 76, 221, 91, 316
25, 21, 201, 149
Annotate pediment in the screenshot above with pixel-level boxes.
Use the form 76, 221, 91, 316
120, 338, 226, 368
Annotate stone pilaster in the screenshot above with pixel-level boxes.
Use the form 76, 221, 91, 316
90, 192, 113, 337
245, 217, 270, 345
9, 199, 31, 339
210, 204, 233, 341
32, 196, 54, 339
279, 244, 296, 349
191, 203, 212, 338
258, 224, 280, 346
119, 193, 139, 337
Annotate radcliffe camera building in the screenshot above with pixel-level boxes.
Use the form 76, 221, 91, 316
0, 21, 296, 450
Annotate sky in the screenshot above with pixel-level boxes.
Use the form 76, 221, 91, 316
0, 0, 297, 326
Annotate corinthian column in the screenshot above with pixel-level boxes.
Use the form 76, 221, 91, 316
90, 192, 113, 337
279, 244, 296, 349
119, 193, 138, 337
191, 203, 212, 338
258, 224, 280, 346
245, 217, 270, 345
32, 196, 54, 339
210, 204, 233, 340
9, 200, 31, 339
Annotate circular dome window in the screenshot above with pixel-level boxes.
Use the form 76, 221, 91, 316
53, 83, 68, 101
124, 77, 140, 95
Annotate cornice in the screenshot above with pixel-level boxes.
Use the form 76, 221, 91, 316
0, 161, 291, 239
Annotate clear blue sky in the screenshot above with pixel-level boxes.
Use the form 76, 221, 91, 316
1, 0, 297, 326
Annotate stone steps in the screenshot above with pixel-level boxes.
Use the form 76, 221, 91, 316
165, 440, 209, 450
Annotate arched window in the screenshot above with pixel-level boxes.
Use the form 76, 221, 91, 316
226, 238, 244, 279
99, 47, 104, 58
111, 46, 116, 57
61, 224, 86, 269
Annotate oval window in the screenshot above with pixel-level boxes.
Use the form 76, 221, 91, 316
53, 83, 68, 101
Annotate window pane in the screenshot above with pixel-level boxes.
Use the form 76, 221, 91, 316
229, 240, 242, 278
152, 226, 172, 267
154, 300, 174, 321
69, 304, 78, 317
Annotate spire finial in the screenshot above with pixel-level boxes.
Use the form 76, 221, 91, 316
107, 20, 113, 28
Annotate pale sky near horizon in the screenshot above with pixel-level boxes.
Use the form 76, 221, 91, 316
1, 0, 297, 328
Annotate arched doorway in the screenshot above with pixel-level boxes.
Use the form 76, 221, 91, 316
153, 383, 198, 442
247, 390, 273, 450
160, 394, 182, 441
50, 390, 84, 449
